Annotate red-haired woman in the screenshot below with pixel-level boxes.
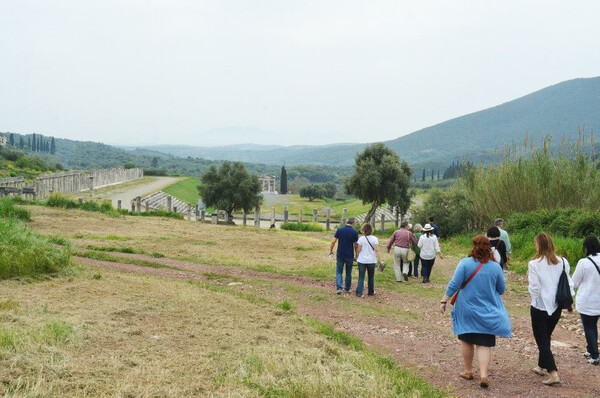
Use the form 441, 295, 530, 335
440, 235, 512, 389
528, 233, 574, 385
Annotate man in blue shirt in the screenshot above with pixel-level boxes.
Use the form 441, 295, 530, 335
329, 218, 359, 294
429, 216, 441, 240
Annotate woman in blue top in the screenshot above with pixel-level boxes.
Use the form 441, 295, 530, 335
440, 235, 512, 389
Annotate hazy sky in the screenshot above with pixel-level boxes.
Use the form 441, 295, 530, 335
1, 1, 599, 146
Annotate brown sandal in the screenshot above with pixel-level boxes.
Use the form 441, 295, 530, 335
480, 377, 490, 388
459, 371, 474, 380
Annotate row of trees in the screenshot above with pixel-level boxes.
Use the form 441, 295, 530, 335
2, 133, 56, 154
197, 142, 413, 222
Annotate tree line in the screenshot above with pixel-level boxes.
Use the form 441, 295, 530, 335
1, 132, 56, 154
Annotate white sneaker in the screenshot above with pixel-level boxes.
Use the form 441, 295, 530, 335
584, 352, 591, 358
588, 358, 599, 365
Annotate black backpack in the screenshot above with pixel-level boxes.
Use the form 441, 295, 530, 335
555, 258, 573, 310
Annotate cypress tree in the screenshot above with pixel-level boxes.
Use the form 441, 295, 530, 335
422, 169, 426, 182
431, 169, 434, 180
9, 134, 14, 146
19, 137, 24, 149
280, 166, 288, 194
38, 136, 42, 152
27, 136, 31, 149
50, 137, 56, 154
32, 134, 37, 151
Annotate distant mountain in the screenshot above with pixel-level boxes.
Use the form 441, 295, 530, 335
134, 76, 600, 168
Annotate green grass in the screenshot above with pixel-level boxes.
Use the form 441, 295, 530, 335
281, 222, 325, 232
163, 177, 202, 204
0, 218, 73, 280
0, 198, 31, 221
260, 194, 370, 220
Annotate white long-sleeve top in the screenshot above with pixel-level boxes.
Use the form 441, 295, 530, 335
417, 234, 440, 260
572, 254, 600, 316
528, 256, 575, 315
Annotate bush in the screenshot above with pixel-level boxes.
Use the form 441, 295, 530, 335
0, 218, 72, 279
0, 198, 31, 221
281, 222, 325, 232
411, 188, 472, 237
507, 208, 600, 239
0, 150, 24, 162
46, 193, 79, 209
144, 169, 168, 176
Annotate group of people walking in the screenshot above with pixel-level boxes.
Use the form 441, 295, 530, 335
329, 217, 600, 389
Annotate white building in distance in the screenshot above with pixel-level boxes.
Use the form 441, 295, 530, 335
259, 174, 277, 193
0, 135, 7, 147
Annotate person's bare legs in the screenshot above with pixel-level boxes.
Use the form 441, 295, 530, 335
477, 346, 491, 378
461, 342, 474, 374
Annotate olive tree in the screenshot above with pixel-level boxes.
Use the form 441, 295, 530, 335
299, 184, 325, 202
198, 161, 262, 222
345, 143, 412, 223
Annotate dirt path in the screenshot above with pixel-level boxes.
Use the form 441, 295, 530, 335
76, 254, 599, 398
94, 176, 183, 207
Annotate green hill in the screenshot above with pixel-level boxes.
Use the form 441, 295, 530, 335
138, 76, 600, 169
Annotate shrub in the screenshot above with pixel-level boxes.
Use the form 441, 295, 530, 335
281, 222, 325, 232
46, 193, 79, 209
0, 218, 72, 279
0, 198, 31, 221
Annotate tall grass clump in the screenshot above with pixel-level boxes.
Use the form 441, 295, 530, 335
0, 218, 72, 279
0, 198, 31, 221
463, 136, 600, 228
280, 222, 325, 232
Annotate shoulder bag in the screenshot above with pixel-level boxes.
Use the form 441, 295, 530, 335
587, 256, 600, 276
555, 257, 574, 310
450, 262, 484, 305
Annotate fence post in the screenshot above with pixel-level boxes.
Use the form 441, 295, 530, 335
326, 208, 331, 230
298, 208, 303, 223
187, 204, 192, 221
254, 207, 260, 227
242, 211, 247, 226
381, 213, 385, 232
167, 196, 172, 212
136, 196, 141, 212
200, 210, 206, 223
312, 209, 318, 222
283, 206, 289, 223
341, 208, 347, 225
117, 200, 122, 210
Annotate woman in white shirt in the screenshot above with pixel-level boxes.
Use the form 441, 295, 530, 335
528, 233, 575, 385
417, 223, 443, 283
355, 223, 381, 297
572, 236, 600, 366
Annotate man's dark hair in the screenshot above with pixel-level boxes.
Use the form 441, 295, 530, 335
346, 217, 356, 225
487, 226, 500, 238
583, 236, 600, 256
429, 216, 434, 222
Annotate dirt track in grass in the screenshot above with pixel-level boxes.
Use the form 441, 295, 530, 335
76, 253, 600, 398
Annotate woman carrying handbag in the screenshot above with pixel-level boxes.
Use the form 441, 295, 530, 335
440, 235, 512, 389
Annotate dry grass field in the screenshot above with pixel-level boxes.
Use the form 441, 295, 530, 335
1, 206, 441, 397
4, 205, 600, 397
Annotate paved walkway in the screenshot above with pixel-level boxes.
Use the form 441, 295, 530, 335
95, 176, 183, 208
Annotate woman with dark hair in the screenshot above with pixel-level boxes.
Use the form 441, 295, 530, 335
440, 235, 511, 389
528, 233, 574, 385
572, 236, 600, 366
487, 226, 507, 271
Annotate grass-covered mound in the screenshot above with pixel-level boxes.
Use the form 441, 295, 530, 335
0, 218, 72, 280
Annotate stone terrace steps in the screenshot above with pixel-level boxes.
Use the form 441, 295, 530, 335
141, 191, 190, 214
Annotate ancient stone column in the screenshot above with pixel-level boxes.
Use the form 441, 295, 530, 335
187, 204, 191, 221
167, 196, 172, 212
211, 213, 218, 224
242, 211, 247, 226
117, 200, 122, 209
381, 214, 386, 232
283, 206, 289, 223
254, 207, 260, 227
312, 209, 318, 222
341, 208, 348, 225
131, 202, 135, 212
200, 210, 206, 222
136, 196, 141, 212
271, 208, 275, 223
326, 208, 331, 230
298, 208, 303, 223
89, 176, 94, 198
145, 201, 149, 212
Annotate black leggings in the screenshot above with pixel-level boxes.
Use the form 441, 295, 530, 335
530, 306, 561, 372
